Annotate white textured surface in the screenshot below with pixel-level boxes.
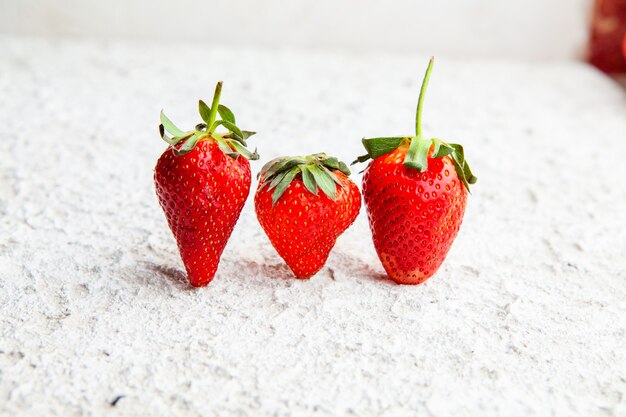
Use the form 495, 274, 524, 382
0, 37, 625, 417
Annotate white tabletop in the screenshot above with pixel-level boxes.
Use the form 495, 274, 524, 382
0, 37, 625, 417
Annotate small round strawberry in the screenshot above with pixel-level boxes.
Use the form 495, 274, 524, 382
154, 81, 259, 287
255, 154, 361, 279
353, 58, 477, 285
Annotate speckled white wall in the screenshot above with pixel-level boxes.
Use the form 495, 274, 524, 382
0, 0, 591, 59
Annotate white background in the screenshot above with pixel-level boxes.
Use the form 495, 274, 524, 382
1, 0, 592, 59
3, 2, 625, 417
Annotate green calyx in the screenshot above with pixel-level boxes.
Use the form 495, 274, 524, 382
352, 57, 477, 191
258, 153, 352, 206
158, 81, 259, 160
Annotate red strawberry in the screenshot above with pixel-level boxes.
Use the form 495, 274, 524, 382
154, 81, 259, 287
255, 154, 361, 279
588, 0, 626, 73
354, 58, 476, 285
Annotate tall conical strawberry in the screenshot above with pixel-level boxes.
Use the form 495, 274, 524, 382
255, 153, 361, 279
354, 58, 477, 285
154, 81, 259, 287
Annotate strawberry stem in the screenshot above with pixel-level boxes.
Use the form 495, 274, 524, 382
207, 81, 223, 133
415, 57, 434, 138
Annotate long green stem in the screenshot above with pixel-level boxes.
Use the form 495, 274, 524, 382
207, 81, 223, 133
415, 57, 434, 137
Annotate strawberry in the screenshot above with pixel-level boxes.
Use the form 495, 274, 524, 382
154, 81, 259, 287
255, 153, 361, 279
589, 0, 626, 73
353, 58, 476, 285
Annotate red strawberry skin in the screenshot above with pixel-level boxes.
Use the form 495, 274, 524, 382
255, 173, 361, 279
154, 140, 251, 286
362, 146, 467, 285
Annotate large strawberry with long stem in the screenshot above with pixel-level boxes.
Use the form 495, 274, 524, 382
354, 58, 476, 285
154, 81, 259, 287
255, 153, 361, 279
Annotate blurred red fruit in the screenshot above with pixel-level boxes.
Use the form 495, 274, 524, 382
588, 0, 626, 73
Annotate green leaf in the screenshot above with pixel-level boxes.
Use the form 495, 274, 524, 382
173, 133, 203, 156
159, 124, 191, 146
362, 137, 406, 159
268, 170, 289, 191
265, 157, 306, 180
241, 131, 256, 140
218, 104, 236, 124
226, 139, 259, 160
214, 138, 238, 159
258, 179, 270, 191
272, 168, 300, 206
309, 165, 337, 200
463, 161, 478, 184
322, 156, 340, 169
450, 143, 464, 161
160, 110, 186, 137
404, 137, 432, 172
431, 138, 454, 158
171, 133, 194, 146
449, 143, 476, 186
337, 161, 351, 176
352, 154, 371, 165
263, 159, 291, 180
462, 159, 477, 184
212, 119, 243, 139
260, 155, 351, 199
321, 165, 343, 187
321, 156, 350, 176
223, 132, 247, 146
222, 120, 242, 138
198, 100, 211, 125
195, 123, 207, 131
158, 124, 174, 144
259, 157, 285, 179
300, 165, 318, 195
159, 132, 175, 146
450, 152, 470, 191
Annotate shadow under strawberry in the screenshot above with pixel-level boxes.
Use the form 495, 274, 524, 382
143, 262, 191, 291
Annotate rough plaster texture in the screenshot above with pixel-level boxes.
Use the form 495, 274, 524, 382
0, 37, 625, 417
